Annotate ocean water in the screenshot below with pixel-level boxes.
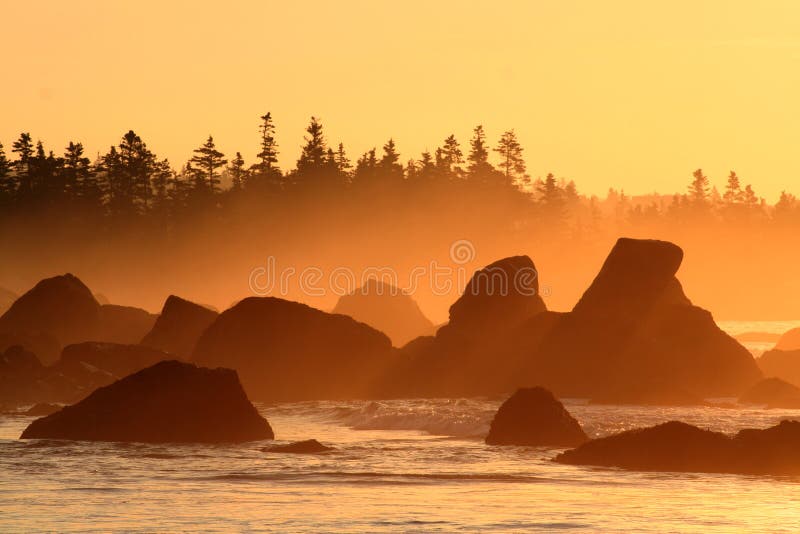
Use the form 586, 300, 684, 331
1, 320, 800, 532
2, 399, 800, 532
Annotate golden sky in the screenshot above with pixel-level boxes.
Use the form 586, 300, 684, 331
2, 0, 799, 200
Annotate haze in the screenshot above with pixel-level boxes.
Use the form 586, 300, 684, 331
3, 0, 800, 201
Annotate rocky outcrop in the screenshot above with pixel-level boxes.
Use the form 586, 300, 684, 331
739, 377, 800, 408
0, 274, 101, 361
263, 439, 332, 453
21, 360, 273, 443
485, 387, 587, 447
758, 349, 800, 387
387, 255, 549, 397
141, 295, 218, 358
192, 297, 393, 401
0, 274, 159, 363
531, 238, 761, 398
24, 403, 62, 416
332, 280, 434, 347
555, 420, 800, 476
776, 328, 800, 351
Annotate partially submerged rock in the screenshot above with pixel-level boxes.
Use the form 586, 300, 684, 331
555, 420, 800, 476
263, 439, 332, 453
141, 295, 218, 358
332, 279, 434, 347
0, 345, 46, 406
739, 377, 800, 409
485, 387, 587, 447
21, 360, 273, 443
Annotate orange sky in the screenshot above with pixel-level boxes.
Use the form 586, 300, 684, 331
2, 0, 799, 200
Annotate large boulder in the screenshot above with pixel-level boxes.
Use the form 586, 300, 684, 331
0, 274, 101, 359
141, 295, 218, 358
758, 349, 800, 387
485, 387, 587, 446
555, 420, 800, 476
387, 255, 548, 397
0, 274, 158, 363
776, 328, 800, 351
531, 238, 761, 398
21, 360, 273, 443
739, 377, 800, 408
192, 297, 393, 401
331, 280, 434, 347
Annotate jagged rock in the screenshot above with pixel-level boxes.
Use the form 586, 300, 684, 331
332, 280, 434, 347
739, 377, 800, 408
263, 439, 332, 453
21, 360, 273, 443
0, 287, 17, 315
141, 295, 218, 358
532, 238, 761, 398
192, 297, 393, 401
555, 420, 800, 475
485, 387, 587, 446
758, 349, 800, 387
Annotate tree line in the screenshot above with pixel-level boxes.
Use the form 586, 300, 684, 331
1, 113, 799, 238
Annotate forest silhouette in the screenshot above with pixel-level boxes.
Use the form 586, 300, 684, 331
1, 113, 799, 320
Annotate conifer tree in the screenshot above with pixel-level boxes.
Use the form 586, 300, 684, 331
190, 136, 227, 193
495, 129, 526, 183
466, 125, 492, 177
226, 152, 247, 191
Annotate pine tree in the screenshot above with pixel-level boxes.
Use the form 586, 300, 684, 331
438, 134, 463, 179
495, 129, 526, 184
11, 133, 34, 199
62, 142, 92, 201
190, 136, 227, 194
296, 116, 327, 174
723, 171, 743, 204
0, 142, 13, 203
380, 138, 403, 180
466, 125, 492, 177
334, 143, 351, 174
226, 152, 247, 191
255, 112, 279, 173
688, 168, 710, 205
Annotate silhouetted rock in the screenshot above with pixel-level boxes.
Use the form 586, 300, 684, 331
387, 255, 548, 397
264, 439, 332, 453
0, 345, 46, 406
0, 275, 164, 364
485, 387, 587, 447
93, 293, 110, 305
24, 403, 62, 416
0, 274, 101, 361
98, 305, 157, 344
555, 420, 800, 475
21, 360, 273, 443
776, 328, 800, 351
532, 238, 761, 398
44, 342, 172, 403
739, 377, 800, 408
141, 295, 218, 358
192, 297, 393, 401
758, 349, 800, 387
332, 280, 434, 347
